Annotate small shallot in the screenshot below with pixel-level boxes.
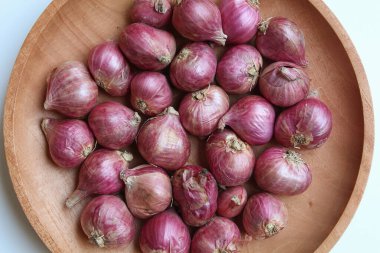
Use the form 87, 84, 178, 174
130, 0, 172, 28
219, 96, 275, 145
120, 164, 172, 219
44, 61, 98, 118
275, 98, 333, 149
217, 186, 248, 218
172, 0, 227, 45
80, 195, 136, 248
65, 149, 133, 208
88, 101, 141, 150
172, 165, 218, 227
179, 85, 229, 137
206, 130, 254, 186
243, 193, 288, 240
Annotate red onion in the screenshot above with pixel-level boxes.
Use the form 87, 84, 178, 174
254, 147, 312, 195
88, 41, 132, 96
243, 193, 288, 240
191, 217, 240, 253
172, 165, 218, 227
206, 130, 254, 186
218, 96, 275, 145
44, 61, 98, 118
275, 98, 333, 149
256, 17, 307, 66
119, 23, 176, 70
137, 107, 190, 170
80, 195, 136, 248
139, 209, 191, 253
88, 101, 141, 150
172, 0, 227, 46
41, 118, 95, 169
120, 164, 172, 219
259, 61, 310, 107
179, 85, 229, 137
217, 186, 248, 218
130, 0, 172, 28
130, 72, 173, 116
216, 45, 263, 94
170, 42, 217, 92
65, 149, 133, 208
220, 0, 260, 44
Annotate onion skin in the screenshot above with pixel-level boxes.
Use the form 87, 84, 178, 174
179, 85, 229, 137
119, 23, 176, 71
191, 217, 241, 253
220, 0, 260, 44
130, 0, 172, 28
44, 61, 98, 118
120, 164, 172, 219
88, 101, 141, 150
243, 193, 288, 240
80, 195, 136, 248
172, 0, 227, 46
41, 118, 95, 169
137, 107, 190, 170
65, 149, 133, 208
219, 96, 275, 145
172, 165, 218, 227
274, 98, 333, 149
216, 45, 263, 94
256, 17, 307, 66
206, 130, 254, 186
259, 61, 310, 107
139, 209, 191, 253
254, 147, 312, 195
130, 72, 173, 116
170, 42, 217, 92
88, 41, 132, 96
217, 186, 248, 218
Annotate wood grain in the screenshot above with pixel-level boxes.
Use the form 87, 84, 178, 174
3, 0, 374, 252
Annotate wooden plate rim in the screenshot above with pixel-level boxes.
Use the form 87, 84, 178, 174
3, 0, 374, 252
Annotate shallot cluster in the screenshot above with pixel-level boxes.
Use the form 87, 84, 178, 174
40, 0, 334, 251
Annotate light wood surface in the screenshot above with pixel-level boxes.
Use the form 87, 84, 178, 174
3, 0, 374, 252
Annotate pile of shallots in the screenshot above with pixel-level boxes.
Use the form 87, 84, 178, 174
41, 0, 333, 252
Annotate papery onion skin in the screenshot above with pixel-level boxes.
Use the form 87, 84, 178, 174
179, 85, 229, 137
130, 72, 173, 116
254, 147, 312, 195
139, 209, 191, 253
217, 186, 248, 218
80, 195, 136, 248
191, 217, 241, 253
256, 17, 307, 66
41, 118, 95, 168
172, 0, 227, 46
220, 0, 260, 44
259, 61, 310, 107
120, 164, 172, 219
65, 149, 133, 208
44, 61, 98, 118
137, 107, 190, 170
172, 165, 218, 227
170, 42, 217, 92
119, 23, 176, 71
130, 0, 172, 28
218, 96, 275, 145
88, 101, 141, 150
243, 193, 288, 240
274, 98, 333, 149
88, 41, 132, 96
206, 130, 254, 186
216, 45, 263, 94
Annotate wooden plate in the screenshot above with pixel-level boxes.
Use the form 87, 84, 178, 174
4, 0, 374, 252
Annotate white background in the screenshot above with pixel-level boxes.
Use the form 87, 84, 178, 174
0, 0, 379, 252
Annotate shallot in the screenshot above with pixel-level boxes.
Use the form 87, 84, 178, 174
217, 186, 248, 218
130, 0, 172, 28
